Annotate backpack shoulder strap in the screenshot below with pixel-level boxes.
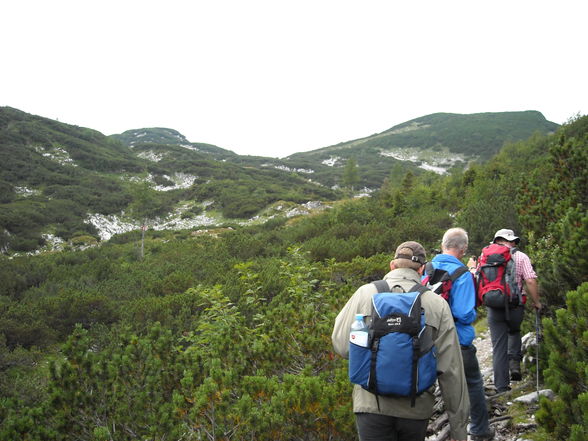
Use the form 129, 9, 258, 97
409, 283, 429, 295
424, 262, 435, 276
424, 262, 452, 285
449, 265, 469, 282
372, 280, 391, 293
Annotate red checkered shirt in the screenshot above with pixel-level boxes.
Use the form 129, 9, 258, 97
513, 249, 537, 295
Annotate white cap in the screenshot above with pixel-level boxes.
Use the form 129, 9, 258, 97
493, 228, 520, 244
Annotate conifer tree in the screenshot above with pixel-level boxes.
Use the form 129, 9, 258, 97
519, 116, 588, 306
128, 182, 160, 259
536, 282, 588, 441
341, 157, 359, 193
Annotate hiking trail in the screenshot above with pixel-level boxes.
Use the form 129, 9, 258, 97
426, 328, 549, 441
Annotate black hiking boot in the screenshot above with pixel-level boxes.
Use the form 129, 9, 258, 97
510, 359, 522, 381
470, 426, 495, 440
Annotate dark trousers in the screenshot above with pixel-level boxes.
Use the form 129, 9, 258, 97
461, 344, 490, 436
487, 305, 524, 392
355, 413, 428, 441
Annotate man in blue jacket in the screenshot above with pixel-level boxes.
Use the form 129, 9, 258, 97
427, 228, 494, 441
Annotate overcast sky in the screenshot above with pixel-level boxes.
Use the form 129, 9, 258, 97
2, 1, 586, 158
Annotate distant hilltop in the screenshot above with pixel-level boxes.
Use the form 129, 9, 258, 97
0, 106, 559, 254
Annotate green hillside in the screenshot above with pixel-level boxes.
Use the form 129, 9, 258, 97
0, 108, 339, 253
112, 127, 239, 159
112, 127, 192, 147
0, 115, 585, 440
0, 107, 560, 255
292, 110, 558, 159
285, 111, 559, 188
110, 111, 560, 195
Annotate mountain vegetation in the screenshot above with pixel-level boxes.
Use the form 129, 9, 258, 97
112, 111, 560, 193
0, 107, 559, 255
112, 128, 239, 160
0, 107, 339, 253
0, 107, 585, 440
283, 111, 559, 188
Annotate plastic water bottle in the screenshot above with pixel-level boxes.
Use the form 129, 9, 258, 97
349, 314, 369, 347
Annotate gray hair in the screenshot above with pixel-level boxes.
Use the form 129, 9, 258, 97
441, 228, 469, 253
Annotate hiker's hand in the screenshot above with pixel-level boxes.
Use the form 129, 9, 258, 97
533, 301, 542, 310
466, 257, 477, 271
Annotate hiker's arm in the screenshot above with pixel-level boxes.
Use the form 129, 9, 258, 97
524, 277, 541, 310
332, 300, 354, 358
435, 302, 469, 441
450, 274, 476, 324
518, 252, 541, 309
332, 285, 371, 358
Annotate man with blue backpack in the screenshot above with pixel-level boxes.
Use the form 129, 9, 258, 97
424, 228, 494, 440
332, 241, 469, 441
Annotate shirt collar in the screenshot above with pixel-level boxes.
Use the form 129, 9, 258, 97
384, 267, 422, 285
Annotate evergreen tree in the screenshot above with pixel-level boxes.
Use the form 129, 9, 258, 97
341, 158, 359, 193
536, 283, 588, 441
456, 162, 520, 253
128, 182, 161, 259
519, 116, 588, 307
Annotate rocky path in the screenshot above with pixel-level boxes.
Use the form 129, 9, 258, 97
427, 328, 546, 441
474, 329, 493, 382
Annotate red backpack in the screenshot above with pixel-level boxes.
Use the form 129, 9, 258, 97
476, 243, 522, 316
422, 262, 472, 303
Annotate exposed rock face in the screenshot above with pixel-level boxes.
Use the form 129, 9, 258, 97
84, 214, 137, 241
83, 200, 330, 243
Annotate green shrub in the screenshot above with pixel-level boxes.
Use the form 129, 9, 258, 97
536, 282, 588, 440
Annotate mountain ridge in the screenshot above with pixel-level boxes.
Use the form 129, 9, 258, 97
112, 110, 559, 189
0, 106, 559, 254
0, 107, 338, 253
287, 110, 558, 159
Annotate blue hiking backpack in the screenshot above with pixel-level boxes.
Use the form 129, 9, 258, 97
348, 281, 438, 407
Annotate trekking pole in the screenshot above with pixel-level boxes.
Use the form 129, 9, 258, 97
535, 308, 541, 399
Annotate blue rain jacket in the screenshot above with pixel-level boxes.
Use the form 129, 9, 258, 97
429, 253, 477, 346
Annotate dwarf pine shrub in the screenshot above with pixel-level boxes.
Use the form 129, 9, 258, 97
536, 282, 588, 440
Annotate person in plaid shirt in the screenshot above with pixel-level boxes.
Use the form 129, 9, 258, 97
486, 229, 542, 393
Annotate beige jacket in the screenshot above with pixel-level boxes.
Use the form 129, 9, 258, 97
332, 268, 469, 441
